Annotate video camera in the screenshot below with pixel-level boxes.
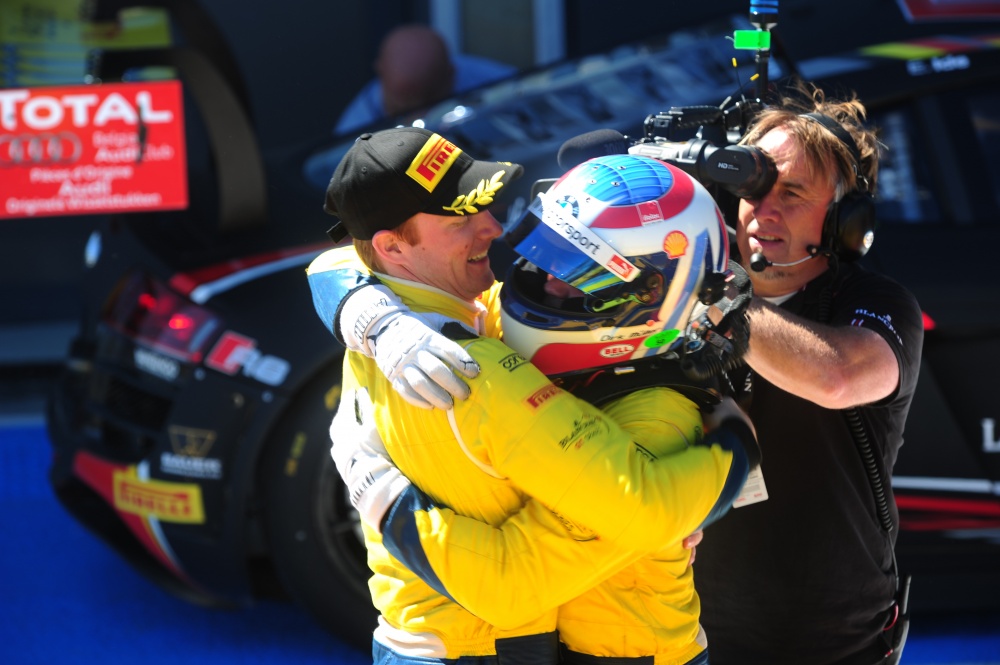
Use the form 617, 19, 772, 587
527, 1, 785, 384
630, 100, 768, 380
632, 100, 775, 202
553, 0, 783, 223
551, 99, 777, 228
537, 90, 779, 387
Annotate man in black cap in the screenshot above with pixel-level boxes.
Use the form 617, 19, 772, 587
307, 127, 756, 665
322, 127, 521, 302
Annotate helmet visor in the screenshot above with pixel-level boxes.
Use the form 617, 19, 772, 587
505, 192, 640, 294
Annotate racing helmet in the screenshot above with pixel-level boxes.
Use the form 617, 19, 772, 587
500, 154, 730, 377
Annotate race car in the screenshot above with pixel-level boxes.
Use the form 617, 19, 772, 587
37, 0, 1000, 650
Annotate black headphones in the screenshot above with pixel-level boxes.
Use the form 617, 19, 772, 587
800, 112, 876, 262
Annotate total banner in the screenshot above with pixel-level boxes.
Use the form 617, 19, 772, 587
0, 80, 188, 219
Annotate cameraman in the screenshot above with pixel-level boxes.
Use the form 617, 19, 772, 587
691, 80, 923, 665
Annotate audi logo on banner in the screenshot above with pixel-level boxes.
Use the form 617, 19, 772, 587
0, 132, 83, 166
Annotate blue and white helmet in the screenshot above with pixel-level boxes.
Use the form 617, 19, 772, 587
500, 154, 729, 377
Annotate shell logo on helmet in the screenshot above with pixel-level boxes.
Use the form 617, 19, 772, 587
663, 231, 689, 259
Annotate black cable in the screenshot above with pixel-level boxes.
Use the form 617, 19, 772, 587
845, 409, 895, 532
816, 277, 895, 534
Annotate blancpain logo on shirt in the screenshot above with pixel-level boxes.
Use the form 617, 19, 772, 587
851, 308, 903, 346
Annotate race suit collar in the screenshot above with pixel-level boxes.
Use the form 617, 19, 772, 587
377, 273, 490, 334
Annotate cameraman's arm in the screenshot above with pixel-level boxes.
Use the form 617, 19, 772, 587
744, 298, 898, 409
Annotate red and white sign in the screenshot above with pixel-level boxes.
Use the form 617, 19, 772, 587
0, 80, 188, 219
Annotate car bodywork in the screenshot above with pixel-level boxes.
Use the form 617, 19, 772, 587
41, 2, 1000, 649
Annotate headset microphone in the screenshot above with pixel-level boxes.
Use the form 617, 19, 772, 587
749, 246, 832, 272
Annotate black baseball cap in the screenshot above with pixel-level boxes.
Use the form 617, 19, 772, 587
323, 127, 524, 241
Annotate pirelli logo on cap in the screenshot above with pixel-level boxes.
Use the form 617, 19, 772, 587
406, 133, 462, 193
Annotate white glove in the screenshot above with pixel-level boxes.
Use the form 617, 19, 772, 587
330, 388, 411, 533
338, 283, 480, 410
371, 311, 481, 410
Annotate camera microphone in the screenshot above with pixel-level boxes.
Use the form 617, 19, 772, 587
557, 128, 629, 170
749, 246, 830, 272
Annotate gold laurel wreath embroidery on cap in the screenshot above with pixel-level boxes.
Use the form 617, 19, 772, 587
442, 170, 507, 214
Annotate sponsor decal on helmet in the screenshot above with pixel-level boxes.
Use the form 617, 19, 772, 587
549, 200, 602, 256
643, 328, 681, 349
606, 254, 636, 280
557, 195, 580, 218
599, 343, 635, 358
637, 199, 664, 225
536, 190, 640, 282
663, 230, 689, 259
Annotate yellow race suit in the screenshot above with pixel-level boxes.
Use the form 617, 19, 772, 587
375, 385, 733, 665
308, 246, 751, 663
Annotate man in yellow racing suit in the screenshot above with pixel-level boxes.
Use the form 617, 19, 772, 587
310, 130, 755, 665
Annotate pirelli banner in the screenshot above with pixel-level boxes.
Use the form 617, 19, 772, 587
0, 80, 188, 219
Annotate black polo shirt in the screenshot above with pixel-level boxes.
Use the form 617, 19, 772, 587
695, 262, 924, 665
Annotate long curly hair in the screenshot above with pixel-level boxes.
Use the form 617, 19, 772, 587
739, 79, 880, 198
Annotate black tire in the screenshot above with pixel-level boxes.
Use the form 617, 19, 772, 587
260, 362, 376, 651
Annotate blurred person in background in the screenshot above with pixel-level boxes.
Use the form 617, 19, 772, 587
335, 24, 516, 135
